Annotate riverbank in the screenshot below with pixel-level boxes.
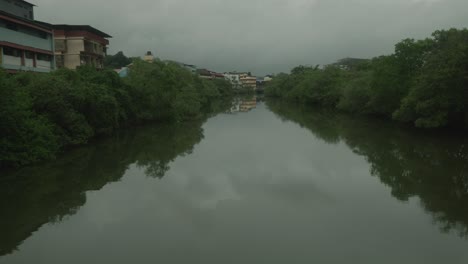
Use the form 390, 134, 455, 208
2, 100, 468, 263
265, 28, 468, 130
0, 59, 234, 168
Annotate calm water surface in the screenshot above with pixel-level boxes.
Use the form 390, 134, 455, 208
1, 98, 468, 263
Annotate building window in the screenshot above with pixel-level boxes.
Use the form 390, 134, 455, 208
6, 22, 18, 31
25, 51, 34, 59
37, 54, 52, 62
3, 47, 21, 57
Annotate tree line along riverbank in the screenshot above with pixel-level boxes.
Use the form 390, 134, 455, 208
265, 28, 468, 130
0, 59, 234, 168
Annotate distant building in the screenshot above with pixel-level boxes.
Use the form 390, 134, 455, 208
332, 57, 369, 70
224, 73, 242, 89
225, 72, 257, 90
0, 0, 55, 73
197, 68, 212, 79
182, 64, 197, 74
115, 66, 129, 77
45, 24, 111, 70
143, 51, 154, 63
197, 68, 224, 80
240, 74, 257, 90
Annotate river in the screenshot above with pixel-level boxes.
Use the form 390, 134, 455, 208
1, 97, 468, 263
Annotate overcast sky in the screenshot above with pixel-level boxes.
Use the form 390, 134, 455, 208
30, 0, 468, 75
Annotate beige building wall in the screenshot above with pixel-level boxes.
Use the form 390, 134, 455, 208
55, 37, 106, 70
64, 38, 84, 69
240, 76, 257, 90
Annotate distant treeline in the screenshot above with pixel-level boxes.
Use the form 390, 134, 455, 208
0, 59, 233, 168
265, 28, 468, 129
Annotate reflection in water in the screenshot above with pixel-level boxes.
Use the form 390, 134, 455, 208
266, 99, 468, 238
228, 96, 257, 113
0, 100, 228, 256
2, 98, 468, 263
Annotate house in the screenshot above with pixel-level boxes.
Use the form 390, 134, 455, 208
225, 72, 257, 90
240, 75, 257, 90
197, 68, 212, 79
115, 66, 130, 77
197, 68, 224, 80
224, 73, 242, 89
0, 0, 55, 72
212, 71, 225, 80
40, 23, 111, 70
143, 51, 154, 63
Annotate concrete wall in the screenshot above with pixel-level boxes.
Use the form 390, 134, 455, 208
0, 0, 34, 20
24, 57, 33, 67
2, 54, 20, 65
63, 38, 84, 69
36, 59, 51, 70
0, 27, 53, 51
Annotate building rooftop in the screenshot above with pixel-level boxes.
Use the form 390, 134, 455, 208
0, 10, 52, 32
36, 22, 112, 38
7, 0, 35, 7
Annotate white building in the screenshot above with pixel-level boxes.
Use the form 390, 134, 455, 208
224, 73, 242, 89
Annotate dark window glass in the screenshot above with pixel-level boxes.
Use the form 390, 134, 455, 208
6, 22, 18, 31
37, 54, 51, 61
3, 47, 21, 57
25, 51, 34, 59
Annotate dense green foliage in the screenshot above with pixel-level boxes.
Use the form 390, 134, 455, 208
104, 51, 133, 69
266, 28, 468, 129
0, 60, 233, 168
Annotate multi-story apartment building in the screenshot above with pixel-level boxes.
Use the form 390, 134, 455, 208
224, 73, 242, 89
42, 23, 111, 69
0, 0, 55, 72
240, 75, 257, 90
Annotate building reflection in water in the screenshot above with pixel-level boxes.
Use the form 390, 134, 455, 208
228, 97, 257, 113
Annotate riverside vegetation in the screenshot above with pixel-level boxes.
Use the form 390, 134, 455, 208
265, 28, 468, 129
0, 59, 233, 168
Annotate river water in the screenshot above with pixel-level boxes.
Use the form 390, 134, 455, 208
1, 97, 468, 263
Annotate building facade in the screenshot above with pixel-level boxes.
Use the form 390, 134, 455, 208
48, 24, 111, 70
0, 0, 55, 72
143, 51, 154, 63
224, 73, 242, 89
0, 0, 34, 19
240, 75, 257, 90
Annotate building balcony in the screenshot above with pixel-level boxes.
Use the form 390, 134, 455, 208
0, 27, 53, 51
83, 41, 105, 56
1, 54, 52, 73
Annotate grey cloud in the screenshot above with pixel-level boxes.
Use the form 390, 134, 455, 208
30, 0, 468, 75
